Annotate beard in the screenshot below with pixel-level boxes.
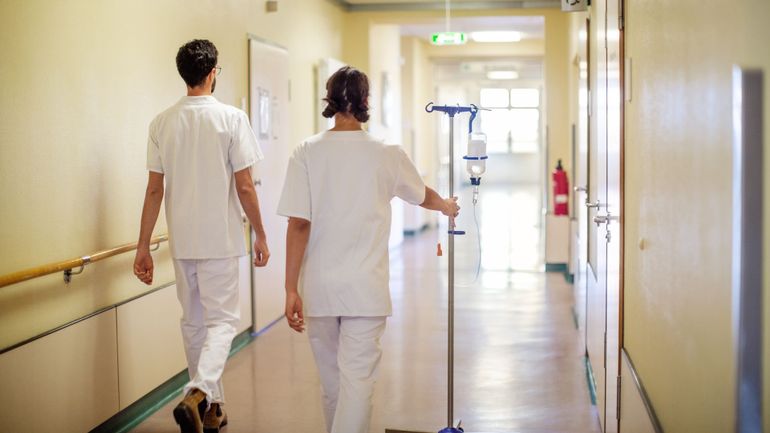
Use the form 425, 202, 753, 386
211, 77, 217, 93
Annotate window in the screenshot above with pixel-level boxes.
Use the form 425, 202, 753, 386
510, 88, 540, 108
480, 88, 510, 108
479, 87, 541, 154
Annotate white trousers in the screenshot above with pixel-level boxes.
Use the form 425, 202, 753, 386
308, 316, 387, 433
173, 258, 240, 404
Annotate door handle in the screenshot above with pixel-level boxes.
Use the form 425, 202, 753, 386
585, 199, 601, 209
593, 213, 619, 226
574, 185, 587, 193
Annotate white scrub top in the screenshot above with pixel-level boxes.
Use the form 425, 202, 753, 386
277, 130, 426, 317
147, 95, 263, 259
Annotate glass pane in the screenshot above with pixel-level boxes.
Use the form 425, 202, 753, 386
510, 109, 539, 143
480, 109, 511, 153
510, 88, 540, 108
480, 88, 510, 108
513, 141, 539, 153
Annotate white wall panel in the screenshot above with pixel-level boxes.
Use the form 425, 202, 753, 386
116, 285, 186, 408
0, 310, 119, 433
620, 352, 659, 433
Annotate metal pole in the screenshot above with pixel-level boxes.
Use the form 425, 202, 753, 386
447, 114, 455, 427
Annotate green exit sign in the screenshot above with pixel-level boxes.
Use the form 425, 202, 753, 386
431, 32, 467, 46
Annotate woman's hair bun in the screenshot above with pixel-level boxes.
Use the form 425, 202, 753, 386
322, 66, 370, 123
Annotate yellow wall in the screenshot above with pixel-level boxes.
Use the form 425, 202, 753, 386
623, 1, 753, 431
543, 11, 570, 211
400, 37, 431, 178
739, 1, 770, 430
0, 0, 345, 348
368, 24, 403, 145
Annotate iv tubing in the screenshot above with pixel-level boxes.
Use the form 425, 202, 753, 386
456, 196, 482, 287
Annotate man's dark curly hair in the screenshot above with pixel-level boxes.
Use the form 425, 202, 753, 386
176, 39, 218, 88
322, 66, 370, 123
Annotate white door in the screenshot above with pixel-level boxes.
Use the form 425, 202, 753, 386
585, 1, 623, 431
248, 36, 291, 332
585, 1, 608, 426
603, 0, 624, 430
573, 17, 590, 359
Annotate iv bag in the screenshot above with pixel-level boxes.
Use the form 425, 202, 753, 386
466, 132, 487, 183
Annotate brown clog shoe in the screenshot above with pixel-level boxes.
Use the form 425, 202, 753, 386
203, 403, 228, 433
173, 388, 207, 433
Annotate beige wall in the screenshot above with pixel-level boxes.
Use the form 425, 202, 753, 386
400, 36, 436, 230
0, 0, 345, 348
740, 1, 770, 430
543, 11, 571, 212
622, 0, 761, 431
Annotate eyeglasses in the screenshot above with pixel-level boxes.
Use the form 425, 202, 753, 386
215, 66, 222, 76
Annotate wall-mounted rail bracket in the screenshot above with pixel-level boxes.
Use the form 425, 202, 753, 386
63, 256, 91, 284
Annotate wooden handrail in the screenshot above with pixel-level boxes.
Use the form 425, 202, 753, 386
0, 234, 168, 289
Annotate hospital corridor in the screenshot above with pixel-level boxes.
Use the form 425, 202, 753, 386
1, 1, 769, 433
133, 185, 598, 433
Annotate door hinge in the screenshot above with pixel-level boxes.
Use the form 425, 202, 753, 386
618, 0, 624, 31
616, 375, 622, 420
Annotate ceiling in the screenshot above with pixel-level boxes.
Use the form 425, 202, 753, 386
433, 57, 544, 82
336, 0, 560, 11
400, 15, 545, 40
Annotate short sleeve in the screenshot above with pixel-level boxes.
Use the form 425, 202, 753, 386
393, 147, 426, 205
230, 111, 263, 172
146, 120, 163, 173
277, 145, 312, 221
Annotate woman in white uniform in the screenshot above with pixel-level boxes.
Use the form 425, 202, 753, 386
277, 66, 459, 433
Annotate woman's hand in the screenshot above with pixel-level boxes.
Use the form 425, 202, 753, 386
442, 197, 460, 228
442, 196, 460, 218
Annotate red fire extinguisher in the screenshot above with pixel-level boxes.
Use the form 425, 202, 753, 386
553, 159, 569, 216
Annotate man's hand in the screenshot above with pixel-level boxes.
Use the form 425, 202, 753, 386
134, 172, 163, 286
253, 237, 270, 267
133, 249, 154, 285
285, 292, 305, 332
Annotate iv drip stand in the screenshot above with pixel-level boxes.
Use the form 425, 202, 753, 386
384, 103, 477, 433
431, 103, 478, 432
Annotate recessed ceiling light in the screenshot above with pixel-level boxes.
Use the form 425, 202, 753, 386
470, 31, 522, 43
487, 70, 519, 80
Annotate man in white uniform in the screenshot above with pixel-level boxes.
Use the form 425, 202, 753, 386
278, 66, 459, 433
133, 39, 269, 433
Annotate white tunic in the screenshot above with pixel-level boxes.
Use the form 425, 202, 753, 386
277, 131, 426, 317
147, 95, 263, 259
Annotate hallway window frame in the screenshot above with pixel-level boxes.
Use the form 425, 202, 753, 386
479, 87, 541, 154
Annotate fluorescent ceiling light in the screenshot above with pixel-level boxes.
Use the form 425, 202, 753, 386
470, 31, 522, 43
487, 70, 519, 80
